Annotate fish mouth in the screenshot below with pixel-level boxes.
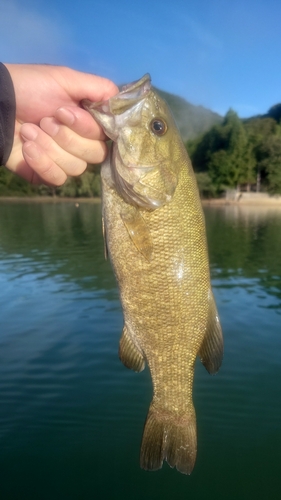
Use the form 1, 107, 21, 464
81, 74, 151, 116
117, 73, 151, 103
81, 74, 152, 140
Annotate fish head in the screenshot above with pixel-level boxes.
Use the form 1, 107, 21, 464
81, 74, 184, 210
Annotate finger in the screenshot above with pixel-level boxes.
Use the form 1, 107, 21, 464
16, 160, 48, 186
5, 150, 44, 185
55, 106, 107, 140
22, 141, 67, 186
5, 120, 44, 184
20, 123, 87, 177
63, 71, 119, 102
40, 117, 107, 164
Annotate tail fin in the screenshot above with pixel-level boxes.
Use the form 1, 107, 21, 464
140, 404, 197, 475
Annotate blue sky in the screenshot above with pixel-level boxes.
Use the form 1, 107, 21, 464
2, 0, 281, 118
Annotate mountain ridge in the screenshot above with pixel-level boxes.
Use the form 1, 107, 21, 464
155, 87, 222, 141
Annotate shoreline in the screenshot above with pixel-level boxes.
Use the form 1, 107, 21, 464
1, 196, 281, 206
0, 196, 101, 204
201, 198, 281, 206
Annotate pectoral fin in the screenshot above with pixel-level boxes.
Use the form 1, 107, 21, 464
120, 206, 153, 261
119, 325, 145, 372
199, 292, 223, 374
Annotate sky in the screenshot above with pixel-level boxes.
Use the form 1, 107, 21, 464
2, 0, 281, 118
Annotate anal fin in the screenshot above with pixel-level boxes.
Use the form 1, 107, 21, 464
119, 325, 145, 372
199, 291, 223, 374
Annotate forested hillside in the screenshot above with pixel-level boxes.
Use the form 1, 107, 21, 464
156, 88, 222, 141
188, 104, 281, 196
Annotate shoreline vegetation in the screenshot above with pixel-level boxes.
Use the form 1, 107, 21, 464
0, 196, 101, 203
1, 194, 281, 206
187, 104, 281, 198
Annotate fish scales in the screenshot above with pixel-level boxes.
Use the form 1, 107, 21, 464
103, 157, 208, 401
82, 74, 223, 475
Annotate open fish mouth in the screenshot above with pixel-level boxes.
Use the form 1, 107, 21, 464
81, 74, 151, 120
118, 73, 151, 100
81, 75, 152, 141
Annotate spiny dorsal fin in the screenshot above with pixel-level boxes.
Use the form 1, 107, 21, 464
119, 325, 145, 372
198, 291, 223, 374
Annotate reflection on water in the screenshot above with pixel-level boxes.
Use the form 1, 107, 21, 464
205, 205, 281, 306
0, 201, 117, 294
0, 201, 280, 500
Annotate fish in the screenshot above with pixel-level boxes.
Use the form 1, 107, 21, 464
81, 74, 223, 475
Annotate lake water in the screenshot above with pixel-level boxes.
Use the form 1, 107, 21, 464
0, 201, 280, 500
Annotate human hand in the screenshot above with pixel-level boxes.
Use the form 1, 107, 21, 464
4, 64, 118, 185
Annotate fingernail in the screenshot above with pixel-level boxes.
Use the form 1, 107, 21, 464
21, 124, 38, 141
40, 117, 60, 137
55, 107, 75, 126
23, 141, 40, 159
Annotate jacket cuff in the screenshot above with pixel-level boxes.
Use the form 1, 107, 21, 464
0, 63, 16, 166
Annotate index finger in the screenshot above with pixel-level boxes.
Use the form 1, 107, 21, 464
54, 106, 107, 140
63, 71, 119, 103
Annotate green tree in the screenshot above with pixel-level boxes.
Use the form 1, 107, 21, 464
189, 106, 281, 196
0, 166, 37, 196
220, 109, 253, 189
195, 172, 216, 198
196, 109, 253, 191
245, 118, 281, 192
256, 135, 281, 194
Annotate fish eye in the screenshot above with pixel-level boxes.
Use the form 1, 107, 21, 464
150, 119, 167, 136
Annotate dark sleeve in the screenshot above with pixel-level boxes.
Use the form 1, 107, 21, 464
0, 63, 16, 166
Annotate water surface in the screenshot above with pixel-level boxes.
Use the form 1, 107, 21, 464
0, 201, 280, 499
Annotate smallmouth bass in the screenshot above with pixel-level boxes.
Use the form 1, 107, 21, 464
82, 74, 223, 475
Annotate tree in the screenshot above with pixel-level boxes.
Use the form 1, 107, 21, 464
255, 135, 281, 194
205, 109, 253, 191
189, 108, 281, 196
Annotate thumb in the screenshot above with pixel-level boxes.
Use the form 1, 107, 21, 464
63, 68, 119, 103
